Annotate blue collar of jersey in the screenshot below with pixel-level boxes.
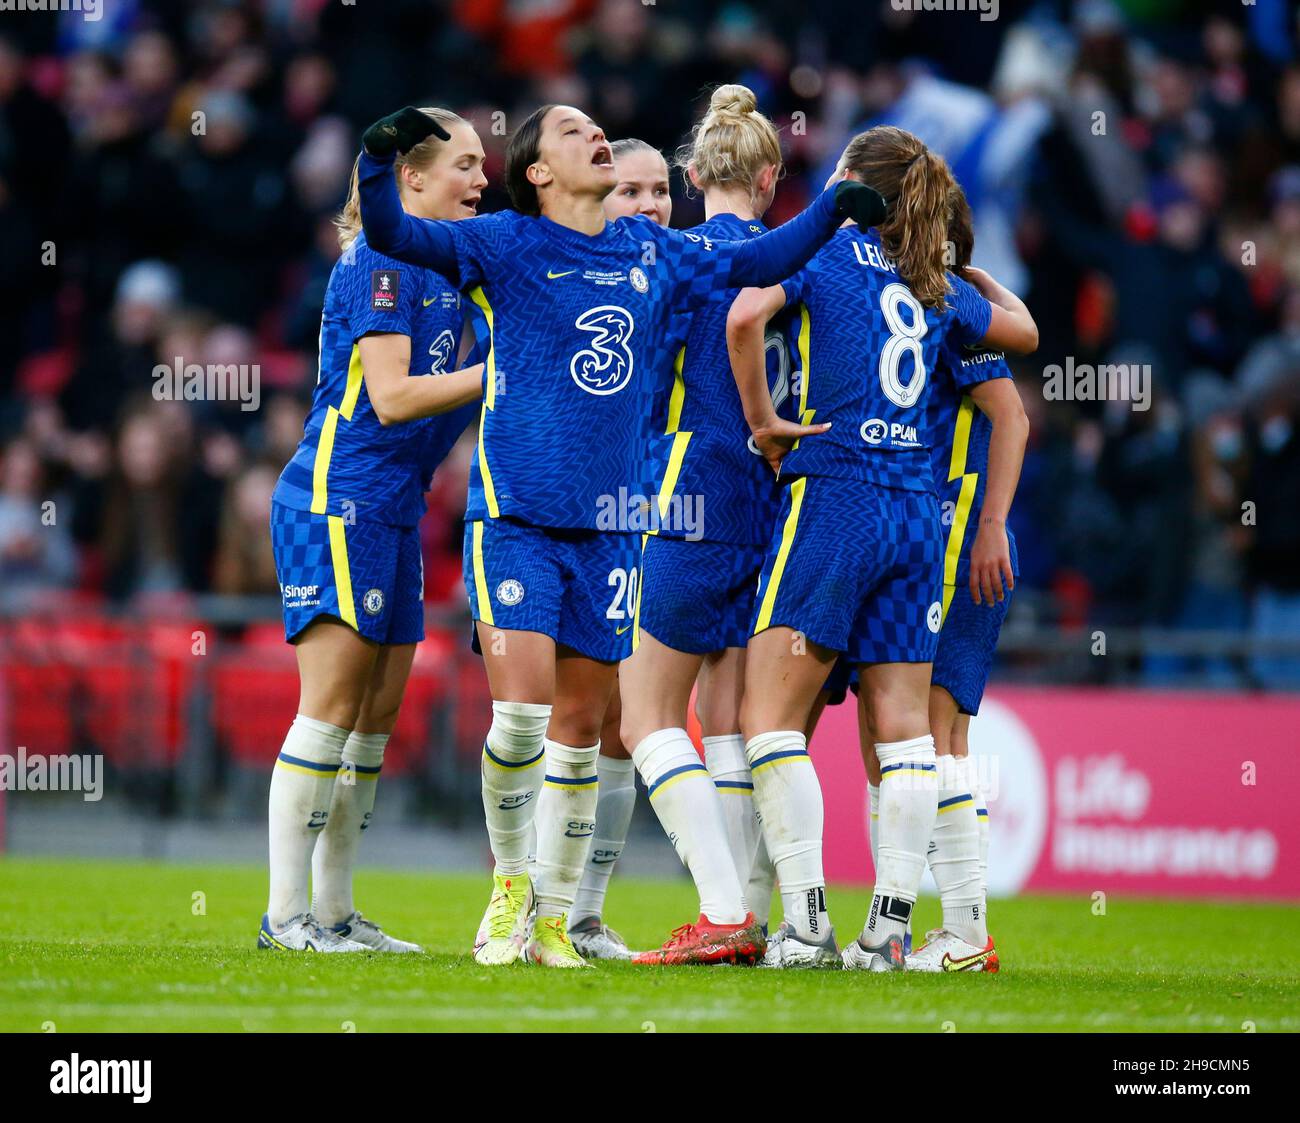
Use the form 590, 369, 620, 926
533, 212, 623, 251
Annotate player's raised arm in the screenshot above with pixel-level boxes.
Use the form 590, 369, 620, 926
963, 265, 1039, 355
724, 180, 887, 289
726, 283, 829, 475
358, 331, 484, 425
967, 376, 1029, 605
357, 107, 464, 276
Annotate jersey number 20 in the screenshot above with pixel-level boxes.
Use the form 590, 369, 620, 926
878, 282, 928, 409
606, 566, 639, 621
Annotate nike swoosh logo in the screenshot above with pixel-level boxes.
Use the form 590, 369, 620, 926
547, 269, 576, 279
591, 857, 618, 865
423, 296, 437, 307
615, 624, 632, 635
941, 947, 992, 972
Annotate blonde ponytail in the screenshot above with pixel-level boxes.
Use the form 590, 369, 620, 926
335, 106, 466, 249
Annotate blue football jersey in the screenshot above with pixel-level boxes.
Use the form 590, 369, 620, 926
927, 340, 1020, 581
431, 210, 749, 531
654, 213, 796, 546
778, 228, 992, 492
417, 303, 489, 489
274, 234, 481, 527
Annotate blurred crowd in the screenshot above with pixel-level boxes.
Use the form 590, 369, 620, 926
0, 0, 1298, 685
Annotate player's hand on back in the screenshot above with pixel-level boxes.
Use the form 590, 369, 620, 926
362, 106, 450, 158
750, 417, 831, 477
832, 181, 888, 232
968, 517, 1014, 605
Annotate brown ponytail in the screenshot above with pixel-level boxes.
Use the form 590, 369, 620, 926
839, 126, 957, 311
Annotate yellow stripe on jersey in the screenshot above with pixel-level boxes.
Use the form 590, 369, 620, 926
327, 514, 358, 629
648, 346, 692, 537
339, 343, 365, 420
941, 397, 978, 623
666, 346, 686, 433
311, 406, 340, 514
310, 343, 366, 513
471, 519, 494, 627
655, 431, 692, 527
791, 304, 812, 450
754, 475, 808, 633
468, 286, 500, 518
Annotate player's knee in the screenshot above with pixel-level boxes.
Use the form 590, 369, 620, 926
354, 698, 402, 736
863, 689, 928, 746
549, 700, 603, 748
695, 691, 740, 739
299, 686, 365, 733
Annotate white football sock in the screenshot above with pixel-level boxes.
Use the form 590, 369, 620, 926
703, 734, 759, 890
928, 755, 986, 946
633, 728, 746, 925
867, 783, 880, 876
747, 828, 777, 929
959, 754, 990, 909
533, 739, 600, 919
481, 701, 550, 877
571, 754, 637, 926
311, 730, 387, 926
746, 730, 829, 943
267, 715, 347, 928
864, 735, 938, 945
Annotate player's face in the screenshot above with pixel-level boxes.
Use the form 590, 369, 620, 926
603, 150, 671, 226
534, 106, 616, 200
423, 121, 488, 222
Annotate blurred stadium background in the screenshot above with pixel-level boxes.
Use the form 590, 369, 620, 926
0, 0, 1297, 902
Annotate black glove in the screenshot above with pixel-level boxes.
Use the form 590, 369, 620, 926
362, 106, 450, 159
833, 180, 888, 231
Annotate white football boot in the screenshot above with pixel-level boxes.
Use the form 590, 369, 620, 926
473, 869, 534, 965
257, 913, 368, 952
841, 932, 905, 972
524, 913, 590, 968
760, 921, 841, 968
329, 911, 422, 953
568, 916, 633, 960
904, 928, 999, 973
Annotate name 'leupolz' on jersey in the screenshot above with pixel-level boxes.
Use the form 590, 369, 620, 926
778, 228, 992, 493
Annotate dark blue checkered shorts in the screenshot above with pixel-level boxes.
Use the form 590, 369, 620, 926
636, 535, 766, 654
271, 501, 425, 645
751, 475, 943, 665
931, 581, 1012, 714
464, 517, 641, 663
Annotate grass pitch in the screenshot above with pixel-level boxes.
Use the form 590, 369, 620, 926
0, 856, 1295, 1032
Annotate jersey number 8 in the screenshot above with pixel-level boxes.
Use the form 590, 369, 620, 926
878, 282, 928, 409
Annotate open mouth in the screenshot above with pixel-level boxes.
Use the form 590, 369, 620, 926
460, 195, 480, 213
592, 145, 613, 168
